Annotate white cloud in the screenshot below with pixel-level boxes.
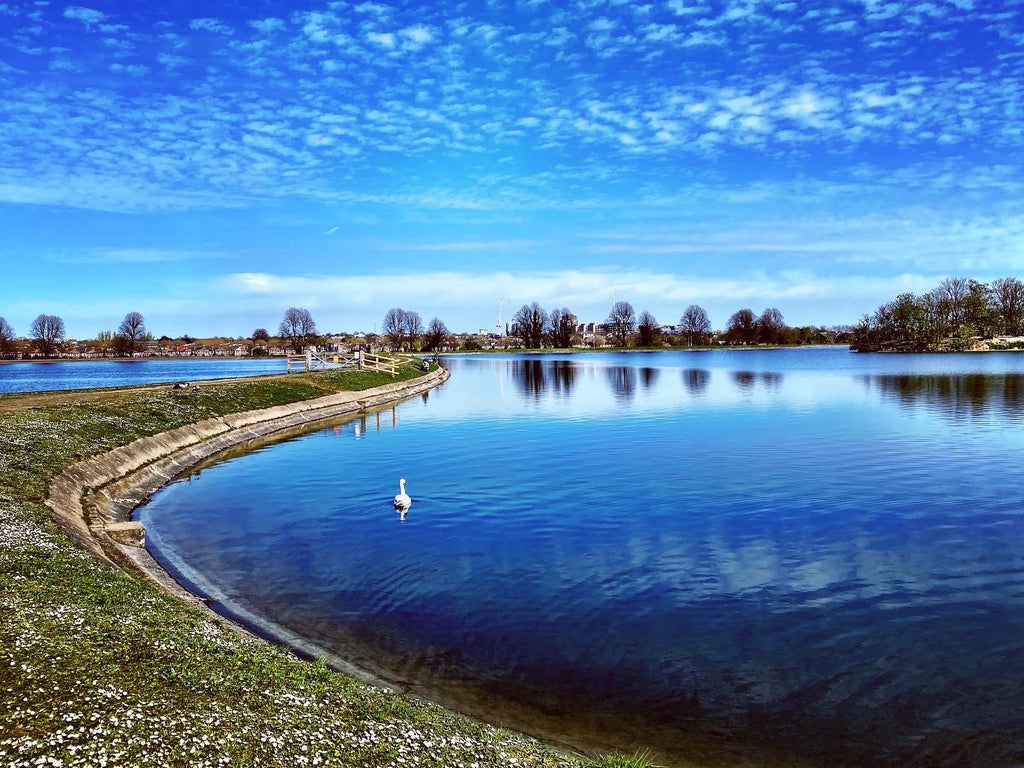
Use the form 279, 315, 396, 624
367, 31, 395, 47
400, 24, 433, 45
249, 17, 286, 33
64, 6, 105, 26
189, 18, 233, 35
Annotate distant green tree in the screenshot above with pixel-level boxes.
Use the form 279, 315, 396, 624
461, 336, 482, 351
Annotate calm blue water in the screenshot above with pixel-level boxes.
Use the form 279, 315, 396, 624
0, 357, 287, 393
138, 349, 1024, 767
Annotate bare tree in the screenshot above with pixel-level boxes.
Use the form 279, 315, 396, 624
512, 303, 548, 348
992, 277, 1024, 335
252, 328, 271, 343
637, 310, 660, 347
423, 317, 449, 352
758, 307, 786, 345
548, 307, 577, 348
115, 311, 147, 357
726, 308, 757, 344
606, 301, 636, 346
278, 307, 317, 353
30, 314, 66, 358
937, 277, 971, 332
403, 310, 424, 350
679, 305, 711, 346
382, 308, 407, 351
0, 317, 16, 358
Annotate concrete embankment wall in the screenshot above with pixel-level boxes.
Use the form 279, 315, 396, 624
46, 368, 449, 590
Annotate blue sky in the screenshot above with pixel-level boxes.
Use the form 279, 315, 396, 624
2, 0, 1023, 338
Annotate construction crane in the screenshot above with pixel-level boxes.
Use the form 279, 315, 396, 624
497, 297, 507, 336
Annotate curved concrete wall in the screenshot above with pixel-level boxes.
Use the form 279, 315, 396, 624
46, 368, 449, 577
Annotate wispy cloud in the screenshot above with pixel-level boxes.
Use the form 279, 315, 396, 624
406, 239, 540, 251
47, 248, 231, 264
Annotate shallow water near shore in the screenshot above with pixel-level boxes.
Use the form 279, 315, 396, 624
0, 356, 289, 393
139, 348, 1024, 767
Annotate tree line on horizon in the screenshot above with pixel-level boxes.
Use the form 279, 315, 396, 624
852, 276, 1024, 352
0, 299, 853, 359
0, 311, 154, 360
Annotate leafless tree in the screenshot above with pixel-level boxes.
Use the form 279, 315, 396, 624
116, 311, 147, 357
637, 310, 660, 347
278, 307, 317, 353
679, 305, 711, 346
0, 317, 16, 358
423, 317, 449, 351
758, 307, 786, 345
382, 308, 407, 351
548, 307, 577, 348
252, 328, 271, 343
992, 277, 1024, 335
512, 303, 548, 348
937, 277, 971, 332
606, 301, 636, 346
30, 314, 65, 358
725, 308, 757, 344
403, 310, 424, 350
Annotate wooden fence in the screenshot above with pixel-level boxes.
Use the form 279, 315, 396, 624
285, 349, 400, 377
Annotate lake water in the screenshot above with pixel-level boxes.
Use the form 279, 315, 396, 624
137, 349, 1024, 767
0, 357, 287, 394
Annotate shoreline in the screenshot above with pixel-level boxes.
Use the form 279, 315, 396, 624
1, 361, 616, 768
38, 364, 693, 767
48, 365, 449, 625
48, 365, 662, 763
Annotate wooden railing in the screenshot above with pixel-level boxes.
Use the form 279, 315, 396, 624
359, 352, 399, 376
285, 349, 400, 377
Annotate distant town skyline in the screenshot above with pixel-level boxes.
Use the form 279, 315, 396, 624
3, 0, 1023, 338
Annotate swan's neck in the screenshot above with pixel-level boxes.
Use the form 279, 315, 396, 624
399, 479, 406, 492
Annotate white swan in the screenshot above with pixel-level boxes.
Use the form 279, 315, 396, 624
393, 478, 411, 511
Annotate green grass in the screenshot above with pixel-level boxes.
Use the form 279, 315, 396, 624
0, 361, 649, 768
584, 750, 657, 768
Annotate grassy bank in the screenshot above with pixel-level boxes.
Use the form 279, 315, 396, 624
0, 362, 643, 768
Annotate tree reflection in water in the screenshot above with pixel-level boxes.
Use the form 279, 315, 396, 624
732, 370, 756, 390
682, 368, 710, 396
606, 365, 637, 402
867, 374, 1024, 422
639, 366, 659, 391
550, 360, 578, 398
511, 359, 546, 400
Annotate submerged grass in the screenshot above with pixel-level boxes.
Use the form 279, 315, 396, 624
0, 361, 643, 768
